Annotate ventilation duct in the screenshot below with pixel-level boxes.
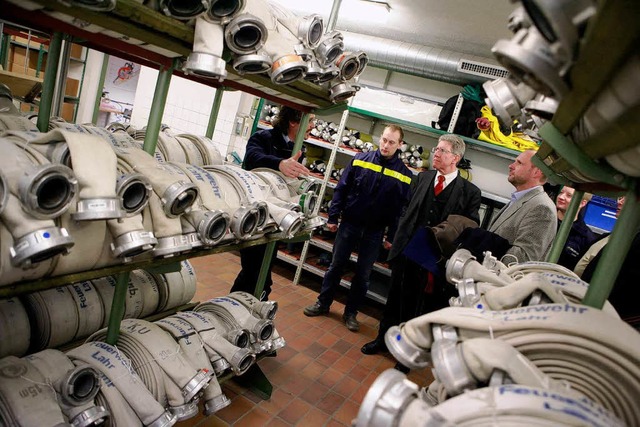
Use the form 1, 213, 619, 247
342, 31, 509, 85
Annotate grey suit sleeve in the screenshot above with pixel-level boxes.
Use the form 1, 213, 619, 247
503, 203, 557, 262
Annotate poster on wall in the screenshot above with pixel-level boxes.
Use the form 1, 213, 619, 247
98, 56, 141, 125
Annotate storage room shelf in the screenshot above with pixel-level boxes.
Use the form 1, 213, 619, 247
308, 236, 391, 276
1, 0, 341, 112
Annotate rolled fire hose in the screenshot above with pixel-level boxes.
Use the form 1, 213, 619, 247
157, 131, 188, 164
0, 297, 31, 357
23, 286, 79, 351
69, 281, 105, 341
430, 338, 579, 399
145, 192, 192, 258
195, 297, 274, 353
39, 129, 123, 220
267, 1, 323, 49
0, 113, 40, 132
81, 123, 141, 150
0, 135, 77, 219
386, 304, 640, 426
183, 16, 227, 80
0, 193, 74, 269
149, 267, 190, 313
155, 316, 231, 415
253, 168, 319, 217
67, 342, 176, 427
172, 135, 206, 166
446, 249, 514, 288
25, 349, 109, 427
203, 165, 269, 232
0, 356, 69, 427
92, 273, 146, 326
88, 319, 210, 419
163, 162, 229, 246
228, 291, 278, 319
356, 369, 624, 427
174, 133, 223, 165
113, 146, 198, 219
0, 170, 8, 216
169, 163, 257, 240
208, 165, 302, 236
171, 311, 255, 376
159, 0, 209, 20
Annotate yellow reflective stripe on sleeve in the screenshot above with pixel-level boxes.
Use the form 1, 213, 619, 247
352, 159, 382, 172
384, 169, 412, 184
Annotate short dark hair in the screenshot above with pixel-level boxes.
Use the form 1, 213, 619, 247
385, 124, 404, 142
272, 106, 303, 133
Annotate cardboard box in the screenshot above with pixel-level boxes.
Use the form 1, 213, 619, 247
12, 35, 43, 51
61, 102, 76, 122
65, 77, 80, 97
9, 47, 45, 73
70, 43, 84, 60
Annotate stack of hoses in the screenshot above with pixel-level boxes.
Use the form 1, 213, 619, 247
170, 311, 255, 376
149, 260, 197, 313
227, 291, 286, 351
68, 341, 177, 427
385, 304, 640, 426
356, 370, 624, 427
25, 349, 109, 426
252, 168, 320, 218
175, 133, 224, 166
87, 319, 211, 421
195, 296, 274, 353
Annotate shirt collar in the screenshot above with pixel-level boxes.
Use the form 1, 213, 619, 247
511, 185, 541, 203
435, 170, 458, 188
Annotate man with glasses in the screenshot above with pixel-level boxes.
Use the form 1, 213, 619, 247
362, 134, 481, 355
303, 125, 412, 332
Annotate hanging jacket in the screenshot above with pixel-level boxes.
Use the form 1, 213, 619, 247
328, 149, 412, 238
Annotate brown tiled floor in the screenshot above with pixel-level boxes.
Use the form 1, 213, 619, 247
180, 251, 434, 426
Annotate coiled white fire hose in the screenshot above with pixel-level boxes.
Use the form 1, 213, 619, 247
163, 163, 230, 246
88, 319, 210, 420
68, 281, 105, 341
253, 168, 319, 217
0, 297, 31, 358
157, 131, 188, 164
0, 170, 8, 216
203, 165, 269, 232
170, 163, 257, 240
150, 266, 192, 313
67, 342, 176, 427
228, 291, 278, 320
183, 16, 227, 80
171, 311, 255, 376
25, 349, 109, 426
0, 135, 77, 219
356, 370, 624, 427
172, 135, 205, 166
174, 134, 223, 166
154, 316, 231, 415
0, 112, 40, 131
0, 355, 69, 426
386, 304, 640, 426
267, 1, 322, 49
195, 297, 274, 353
23, 286, 79, 351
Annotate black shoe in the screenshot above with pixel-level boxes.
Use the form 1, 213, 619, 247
303, 302, 329, 317
343, 313, 360, 332
361, 339, 387, 355
394, 362, 410, 374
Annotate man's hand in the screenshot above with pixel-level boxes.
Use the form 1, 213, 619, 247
325, 222, 338, 233
279, 151, 309, 178
383, 240, 392, 251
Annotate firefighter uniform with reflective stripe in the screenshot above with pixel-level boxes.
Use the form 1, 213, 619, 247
328, 150, 412, 238
318, 149, 412, 317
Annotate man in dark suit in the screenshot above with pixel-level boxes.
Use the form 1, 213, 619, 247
231, 106, 313, 300
362, 134, 482, 355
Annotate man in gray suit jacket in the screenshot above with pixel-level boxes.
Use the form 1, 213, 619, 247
362, 134, 481, 356
488, 149, 557, 263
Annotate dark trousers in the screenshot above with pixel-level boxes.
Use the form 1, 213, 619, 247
317, 222, 384, 316
376, 254, 452, 342
231, 243, 278, 301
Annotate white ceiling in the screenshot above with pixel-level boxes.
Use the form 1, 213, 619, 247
272, 0, 516, 60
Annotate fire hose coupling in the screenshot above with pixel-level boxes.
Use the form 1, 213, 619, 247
147, 410, 178, 427
10, 226, 74, 268
206, 0, 245, 24
314, 30, 344, 67
170, 401, 199, 421
384, 325, 431, 370
160, 180, 199, 218
160, 0, 210, 20
356, 368, 420, 427
335, 51, 360, 81
183, 17, 227, 80
17, 161, 78, 220
523, 94, 558, 119
186, 209, 230, 246
483, 77, 537, 126
181, 369, 213, 403
492, 25, 570, 98
69, 405, 110, 427
298, 191, 317, 216
229, 291, 278, 320
253, 201, 269, 229
224, 13, 269, 55
73, 197, 123, 221
355, 50, 368, 76
445, 249, 477, 283
229, 204, 259, 239
329, 79, 360, 103
270, 54, 308, 85
111, 228, 157, 259
204, 394, 231, 416
153, 234, 191, 258
116, 172, 153, 217
430, 339, 476, 396
233, 51, 273, 75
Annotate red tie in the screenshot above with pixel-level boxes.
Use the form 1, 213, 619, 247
434, 175, 445, 196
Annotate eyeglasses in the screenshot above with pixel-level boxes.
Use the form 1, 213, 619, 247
431, 147, 454, 155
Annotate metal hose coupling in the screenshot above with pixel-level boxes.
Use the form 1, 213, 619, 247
314, 30, 344, 67
483, 77, 537, 126
265, 201, 303, 238
185, 209, 230, 246
224, 13, 268, 55
116, 172, 153, 217
228, 291, 278, 319
108, 217, 158, 260
232, 49, 273, 75
329, 79, 359, 103
384, 325, 432, 370
229, 204, 260, 239
334, 51, 360, 81
160, 0, 210, 20
161, 180, 199, 218
206, 0, 245, 24
183, 16, 227, 80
